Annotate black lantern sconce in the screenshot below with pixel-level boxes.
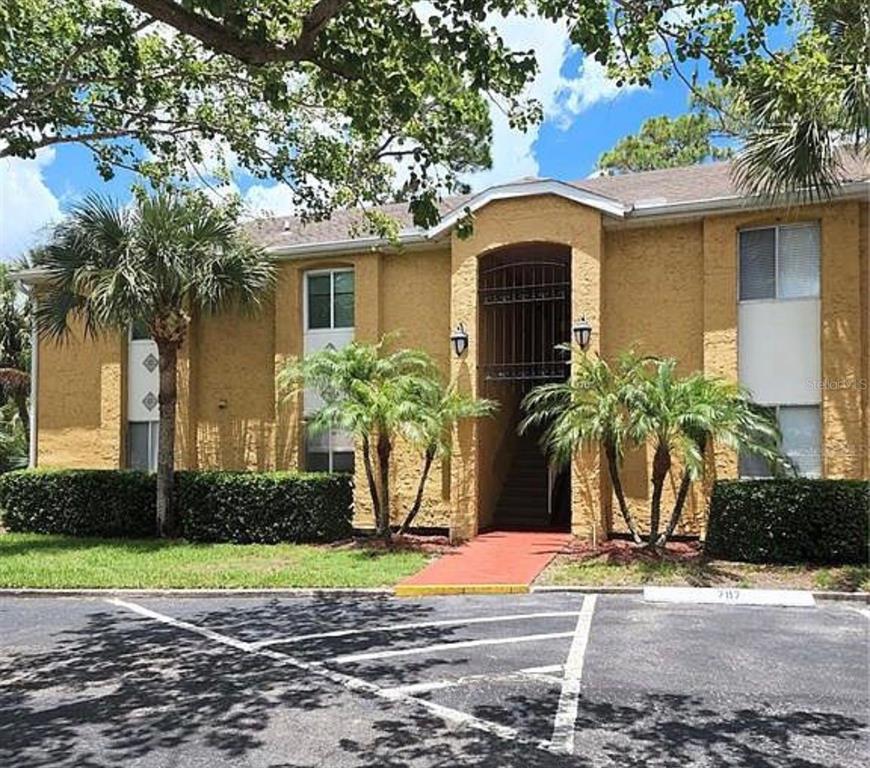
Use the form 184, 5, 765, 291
572, 316, 593, 351
450, 322, 469, 358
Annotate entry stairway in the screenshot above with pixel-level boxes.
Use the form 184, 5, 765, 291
492, 431, 551, 530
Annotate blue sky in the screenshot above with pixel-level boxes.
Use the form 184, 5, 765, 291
0, 14, 697, 263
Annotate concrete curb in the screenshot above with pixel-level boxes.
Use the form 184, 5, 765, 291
394, 584, 529, 597
0, 587, 394, 599
531, 585, 644, 594
0, 586, 866, 602
533, 585, 869, 603
812, 590, 870, 603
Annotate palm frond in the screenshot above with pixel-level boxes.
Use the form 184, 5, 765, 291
34, 189, 275, 344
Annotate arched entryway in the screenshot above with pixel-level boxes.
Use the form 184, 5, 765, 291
477, 243, 572, 531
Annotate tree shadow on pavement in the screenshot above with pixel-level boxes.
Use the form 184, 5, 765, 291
0, 600, 865, 768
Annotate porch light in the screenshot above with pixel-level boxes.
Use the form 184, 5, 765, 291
572, 316, 593, 350
450, 323, 469, 357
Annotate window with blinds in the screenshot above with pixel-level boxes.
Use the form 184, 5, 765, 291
738, 404, 821, 478
738, 223, 820, 301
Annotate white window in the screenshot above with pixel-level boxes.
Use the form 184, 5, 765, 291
739, 223, 820, 301
739, 404, 821, 478
305, 425, 354, 474
306, 269, 354, 330
128, 421, 159, 471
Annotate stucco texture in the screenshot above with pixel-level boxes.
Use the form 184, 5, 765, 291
37, 322, 123, 469
34, 198, 868, 541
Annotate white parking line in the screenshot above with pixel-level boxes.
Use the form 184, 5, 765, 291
383, 664, 564, 697
106, 597, 562, 755
330, 631, 575, 665
250, 610, 581, 648
549, 595, 596, 755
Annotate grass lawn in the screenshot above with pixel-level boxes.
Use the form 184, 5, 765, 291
538, 540, 870, 593
0, 533, 431, 589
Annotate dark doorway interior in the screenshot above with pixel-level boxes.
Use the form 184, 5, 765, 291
478, 244, 572, 531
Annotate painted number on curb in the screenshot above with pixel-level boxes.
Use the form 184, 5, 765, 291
717, 589, 742, 603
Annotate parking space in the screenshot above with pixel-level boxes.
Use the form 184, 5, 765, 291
1, 592, 867, 767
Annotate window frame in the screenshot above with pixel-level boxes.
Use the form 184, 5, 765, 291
304, 423, 355, 474
304, 268, 355, 332
127, 420, 159, 472
737, 222, 820, 304
738, 403, 822, 480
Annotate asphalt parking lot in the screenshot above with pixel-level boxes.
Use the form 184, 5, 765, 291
1, 592, 867, 767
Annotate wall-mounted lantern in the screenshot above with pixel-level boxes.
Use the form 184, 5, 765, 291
572, 316, 593, 351
450, 322, 469, 358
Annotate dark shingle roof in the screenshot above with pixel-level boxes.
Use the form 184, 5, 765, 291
572, 151, 868, 206
251, 153, 868, 250
247, 197, 469, 250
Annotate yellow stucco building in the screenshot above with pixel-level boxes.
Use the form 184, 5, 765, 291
20, 160, 870, 541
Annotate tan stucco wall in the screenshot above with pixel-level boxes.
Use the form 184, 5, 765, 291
35, 197, 868, 541
861, 202, 869, 479
356, 248, 455, 529
194, 301, 277, 471
602, 221, 706, 536
37, 322, 124, 469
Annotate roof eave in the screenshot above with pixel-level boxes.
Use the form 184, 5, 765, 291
625, 180, 869, 221
427, 179, 628, 238
265, 230, 436, 259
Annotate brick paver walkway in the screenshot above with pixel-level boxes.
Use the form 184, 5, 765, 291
395, 530, 572, 596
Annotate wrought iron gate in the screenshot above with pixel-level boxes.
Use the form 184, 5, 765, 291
479, 245, 571, 386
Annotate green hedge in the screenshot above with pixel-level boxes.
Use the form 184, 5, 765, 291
0, 469, 353, 543
176, 471, 352, 543
705, 479, 869, 565
0, 469, 157, 538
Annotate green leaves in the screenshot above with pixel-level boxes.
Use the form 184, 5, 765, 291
33, 189, 275, 343
574, 0, 867, 196
279, 337, 442, 441
0, 0, 546, 232
521, 350, 786, 545
597, 111, 735, 173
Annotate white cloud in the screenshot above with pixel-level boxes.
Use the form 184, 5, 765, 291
0, 149, 63, 262
242, 182, 297, 218
464, 14, 640, 191
557, 55, 630, 122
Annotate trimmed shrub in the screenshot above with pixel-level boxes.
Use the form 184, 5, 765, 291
176, 471, 352, 543
0, 469, 156, 537
705, 479, 869, 565
0, 469, 353, 543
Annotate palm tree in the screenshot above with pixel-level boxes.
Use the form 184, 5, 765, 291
0, 400, 27, 473
522, 351, 784, 548
624, 358, 784, 546
521, 350, 647, 544
279, 338, 440, 540
732, 1, 868, 200
398, 382, 496, 536
34, 191, 275, 536
0, 265, 31, 441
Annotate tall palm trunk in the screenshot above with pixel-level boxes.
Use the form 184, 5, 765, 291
648, 441, 671, 546
604, 441, 642, 544
398, 447, 435, 535
657, 469, 692, 546
155, 339, 179, 537
376, 431, 392, 540
657, 437, 705, 546
361, 434, 382, 533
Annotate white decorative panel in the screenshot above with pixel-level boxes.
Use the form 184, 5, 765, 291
302, 328, 354, 416
128, 339, 160, 421
738, 298, 820, 405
